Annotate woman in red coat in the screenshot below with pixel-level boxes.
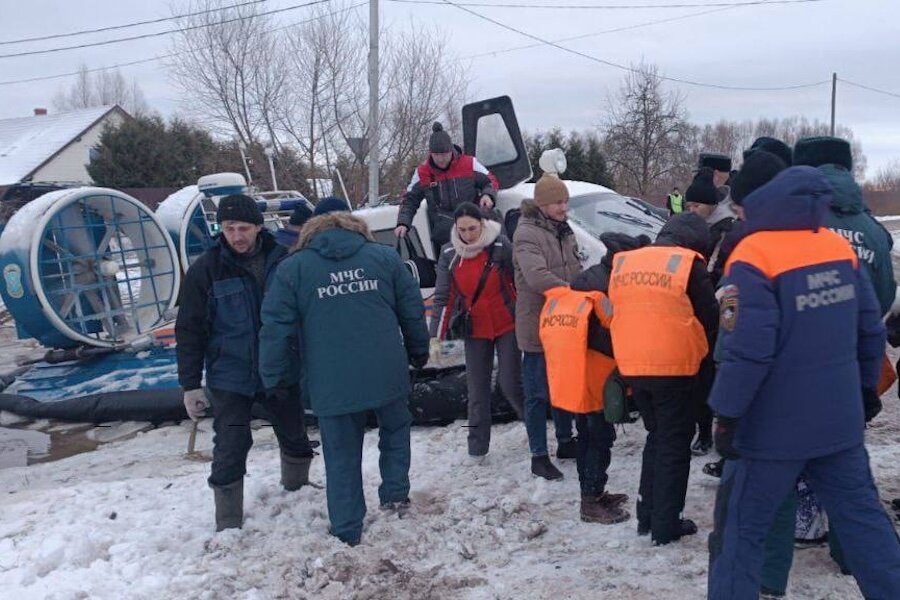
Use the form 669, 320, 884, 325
431, 202, 523, 461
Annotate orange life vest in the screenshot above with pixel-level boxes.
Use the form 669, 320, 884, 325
607, 246, 708, 376
539, 286, 617, 414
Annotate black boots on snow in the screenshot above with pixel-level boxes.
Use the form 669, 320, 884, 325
556, 438, 578, 459
280, 453, 312, 491
212, 478, 244, 532
637, 518, 698, 545
531, 455, 564, 480
581, 492, 630, 524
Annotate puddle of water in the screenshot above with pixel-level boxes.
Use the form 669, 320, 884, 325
0, 425, 98, 468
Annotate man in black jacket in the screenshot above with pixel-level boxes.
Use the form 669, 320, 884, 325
175, 194, 314, 532
395, 122, 498, 255
605, 213, 720, 545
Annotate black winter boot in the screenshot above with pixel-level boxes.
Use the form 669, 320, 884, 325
531, 456, 564, 480
281, 453, 312, 492
556, 438, 578, 459
212, 478, 244, 532
652, 519, 698, 546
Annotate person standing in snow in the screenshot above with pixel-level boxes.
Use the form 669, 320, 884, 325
706, 165, 900, 599
258, 205, 429, 547
513, 172, 581, 481
274, 203, 313, 249
430, 202, 523, 460
395, 122, 499, 256
565, 232, 654, 524
606, 212, 718, 545
175, 194, 315, 532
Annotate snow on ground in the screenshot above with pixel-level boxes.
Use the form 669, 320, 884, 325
1, 403, 898, 600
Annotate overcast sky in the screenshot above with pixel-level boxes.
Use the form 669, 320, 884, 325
3, 0, 899, 179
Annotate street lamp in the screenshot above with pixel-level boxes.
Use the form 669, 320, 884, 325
264, 143, 278, 192
236, 139, 253, 185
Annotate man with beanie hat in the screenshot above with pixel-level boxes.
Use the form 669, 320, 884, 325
275, 203, 314, 249
314, 196, 351, 216
176, 193, 315, 532
607, 212, 718, 545
513, 173, 581, 480
682, 167, 734, 456
794, 136, 895, 315
396, 122, 500, 255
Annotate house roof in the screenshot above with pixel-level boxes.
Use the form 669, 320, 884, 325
0, 105, 127, 186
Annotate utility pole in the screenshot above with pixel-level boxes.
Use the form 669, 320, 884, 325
830, 72, 837, 137
367, 0, 380, 206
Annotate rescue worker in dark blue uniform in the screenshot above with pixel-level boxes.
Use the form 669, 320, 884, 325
706, 166, 900, 600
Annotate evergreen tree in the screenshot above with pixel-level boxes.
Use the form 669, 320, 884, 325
87, 116, 243, 187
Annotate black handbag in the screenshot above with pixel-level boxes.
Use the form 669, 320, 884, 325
445, 252, 494, 341
396, 236, 437, 288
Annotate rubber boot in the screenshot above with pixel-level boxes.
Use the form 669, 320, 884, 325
212, 478, 244, 532
531, 455, 564, 480
280, 453, 312, 492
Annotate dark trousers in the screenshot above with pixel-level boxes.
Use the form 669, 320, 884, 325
317, 398, 412, 544
463, 331, 525, 456
575, 411, 616, 496
208, 385, 313, 487
521, 351, 575, 457
632, 379, 695, 544
759, 490, 798, 595
693, 358, 715, 443
708, 444, 900, 600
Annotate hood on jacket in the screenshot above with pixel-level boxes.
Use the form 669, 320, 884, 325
298, 212, 375, 259
600, 232, 652, 267
655, 212, 710, 255
451, 218, 501, 259
742, 166, 832, 235
819, 164, 865, 216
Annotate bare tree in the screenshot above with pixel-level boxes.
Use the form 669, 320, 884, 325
867, 160, 900, 192
167, 0, 469, 203
602, 63, 691, 198
52, 65, 148, 114
168, 0, 287, 147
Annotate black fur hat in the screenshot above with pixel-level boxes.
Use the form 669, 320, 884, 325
742, 136, 793, 166
698, 152, 732, 173
731, 151, 787, 206
793, 136, 852, 171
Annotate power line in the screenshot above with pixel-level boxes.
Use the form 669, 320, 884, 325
390, 0, 823, 8
0, 0, 269, 46
839, 78, 900, 100
462, 4, 739, 61
0, 0, 330, 61
441, 0, 830, 91
0, 2, 366, 87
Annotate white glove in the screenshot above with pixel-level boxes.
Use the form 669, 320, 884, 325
183, 389, 210, 421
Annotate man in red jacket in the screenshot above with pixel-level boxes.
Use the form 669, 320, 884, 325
395, 122, 499, 255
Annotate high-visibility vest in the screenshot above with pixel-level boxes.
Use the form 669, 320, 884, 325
607, 246, 708, 376
669, 192, 684, 214
539, 286, 617, 414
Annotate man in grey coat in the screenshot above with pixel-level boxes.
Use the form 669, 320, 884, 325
513, 172, 583, 480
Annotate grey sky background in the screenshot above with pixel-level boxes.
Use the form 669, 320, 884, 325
3, 0, 899, 179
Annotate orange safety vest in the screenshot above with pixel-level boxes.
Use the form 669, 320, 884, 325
539, 286, 617, 414
607, 246, 708, 376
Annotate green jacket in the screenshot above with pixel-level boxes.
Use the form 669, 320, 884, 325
819, 164, 896, 315
258, 212, 429, 417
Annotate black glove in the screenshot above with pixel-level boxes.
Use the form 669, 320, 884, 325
713, 416, 740, 460
862, 388, 883, 423
409, 353, 428, 370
